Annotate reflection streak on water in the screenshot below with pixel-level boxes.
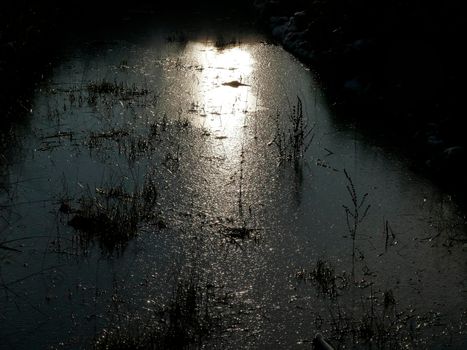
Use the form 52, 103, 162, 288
192, 44, 256, 145
170, 43, 263, 220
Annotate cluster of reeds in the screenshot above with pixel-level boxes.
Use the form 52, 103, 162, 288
87, 80, 149, 98
214, 35, 239, 49
166, 31, 188, 44
65, 177, 160, 254
272, 96, 315, 164
342, 169, 370, 275
92, 274, 218, 350
321, 288, 433, 349
296, 259, 349, 298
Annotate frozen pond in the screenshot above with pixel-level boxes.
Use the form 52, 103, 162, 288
1, 13, 466, 349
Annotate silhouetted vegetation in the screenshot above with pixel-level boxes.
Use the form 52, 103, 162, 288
92, 273, 221, 350
272, 96, 315, 163
66, 178, 160, 255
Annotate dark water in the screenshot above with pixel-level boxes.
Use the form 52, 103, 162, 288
1, 13, 466, 349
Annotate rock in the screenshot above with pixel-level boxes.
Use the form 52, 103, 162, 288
427, 135, 444, 147
424, 125, 444, 147
270, 16, 290, 41
349, 38, 373, 52
270, 16, 289, 26
427, 145, 465, 177
443, 146, 464, 159
291, 11, 308, 30
344, 78, 364, 92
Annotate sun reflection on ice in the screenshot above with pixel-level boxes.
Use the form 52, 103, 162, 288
190, 43, 258, 142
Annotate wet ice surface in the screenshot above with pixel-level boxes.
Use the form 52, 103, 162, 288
1, 16, 466, 349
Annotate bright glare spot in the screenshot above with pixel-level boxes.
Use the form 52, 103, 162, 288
189, 43, 258, 142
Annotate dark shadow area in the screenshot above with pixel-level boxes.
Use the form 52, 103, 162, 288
254, 0, 466, 203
